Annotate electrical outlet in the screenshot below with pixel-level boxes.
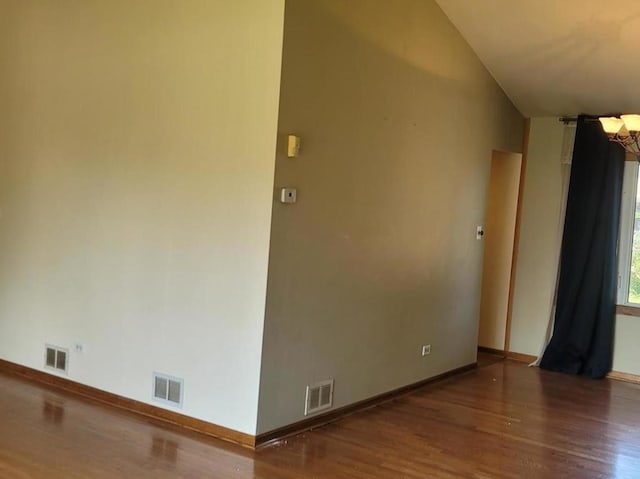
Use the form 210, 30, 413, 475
421, 344, 431, 356
75, 343, 83, 354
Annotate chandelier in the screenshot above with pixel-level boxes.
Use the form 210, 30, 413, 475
598, 115, 640, 156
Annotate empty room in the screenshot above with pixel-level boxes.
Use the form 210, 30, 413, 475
1, 1, 640, 478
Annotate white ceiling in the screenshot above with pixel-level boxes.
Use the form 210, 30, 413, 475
435, 0, 640, 117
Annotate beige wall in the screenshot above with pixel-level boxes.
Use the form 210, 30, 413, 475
509, 118, 566, 356
478, 151, 521, 350
0, 0, 284, 434
256, 0, 524, 434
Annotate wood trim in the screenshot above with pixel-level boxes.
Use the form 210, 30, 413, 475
478, 346, 536, 365
608, 370, 640, 384
504, 118, 530, 353
505, 351, 537, 364
478, 346, 506, 357
255, 362, 477, 448
616, 304, 640, 317
0, 359, 256, 449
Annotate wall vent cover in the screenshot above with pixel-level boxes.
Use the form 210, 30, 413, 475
44, 345, 68, 374
304, 379, 334, 416
152, 373, 183, 408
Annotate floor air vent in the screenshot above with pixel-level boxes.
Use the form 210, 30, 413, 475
45, 345, 68, 374
153, 373, 183, 408
304, 379, 334, 416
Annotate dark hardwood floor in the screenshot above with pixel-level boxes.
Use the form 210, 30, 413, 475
2, 355, 640, 478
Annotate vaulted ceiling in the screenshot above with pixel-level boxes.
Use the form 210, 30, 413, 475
435, 0, 640, 117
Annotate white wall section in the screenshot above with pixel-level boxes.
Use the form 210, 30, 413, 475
509, 118, 566, 356
0, 0, 285, 435
510, 118, 640, 376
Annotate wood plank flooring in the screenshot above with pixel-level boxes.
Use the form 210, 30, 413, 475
2, 355, 640, 478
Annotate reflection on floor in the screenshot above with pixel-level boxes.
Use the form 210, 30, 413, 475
477, 350, 506, 368
1, 356, 640, 478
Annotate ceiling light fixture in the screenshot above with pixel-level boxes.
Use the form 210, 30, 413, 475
599, 114, 640, 158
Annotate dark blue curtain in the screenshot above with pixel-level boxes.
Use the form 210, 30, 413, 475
539, 115, 625, 379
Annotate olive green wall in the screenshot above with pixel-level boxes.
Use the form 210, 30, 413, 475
257, 0, 524, 434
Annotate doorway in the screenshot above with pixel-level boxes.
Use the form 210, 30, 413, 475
478, 150, 523, 353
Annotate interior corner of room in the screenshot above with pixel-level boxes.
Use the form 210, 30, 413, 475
2, 0, 640, 454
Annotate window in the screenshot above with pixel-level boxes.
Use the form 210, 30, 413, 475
618, 161, 640, 305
